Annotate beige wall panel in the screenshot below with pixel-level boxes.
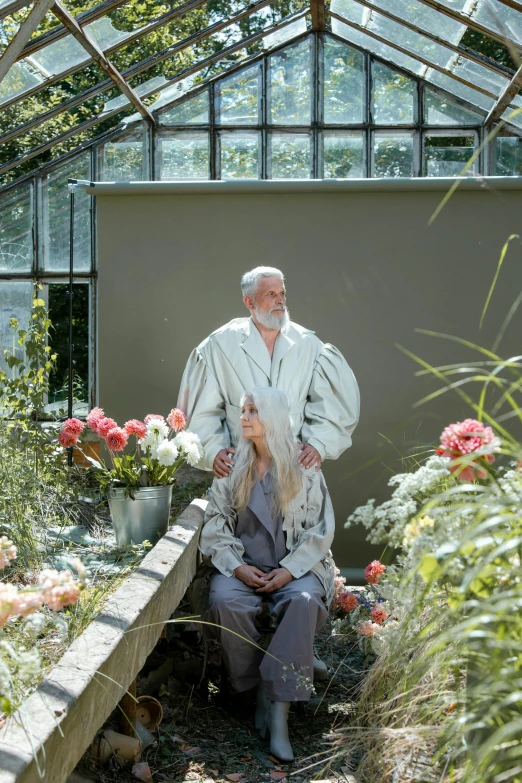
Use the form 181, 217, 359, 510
95, 183, 522, 570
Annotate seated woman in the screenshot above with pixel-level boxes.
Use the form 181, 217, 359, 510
199, 387, 335, 762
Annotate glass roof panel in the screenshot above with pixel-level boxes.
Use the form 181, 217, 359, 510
424, 86, 484, 123
30, 34, 88, 76
84, 16, 135, 49
331, 16, 426, 73
470, 0, 522, 46
262, 16, 307, 49
364, 0, 465, 44
332, 0, 509, 96
0, 61, 43, 105
425, 69, 495, 110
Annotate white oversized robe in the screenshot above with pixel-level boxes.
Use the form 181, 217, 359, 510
177, 317, 360, 471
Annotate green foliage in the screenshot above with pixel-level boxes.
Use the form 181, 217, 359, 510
0, 286, 57, 427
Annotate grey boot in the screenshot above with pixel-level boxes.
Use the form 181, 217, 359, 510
262, 701, 294, 762
255, 684, 268, 731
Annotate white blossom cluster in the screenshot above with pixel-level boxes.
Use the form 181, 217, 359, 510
345, 456, 451, 546
139, 420, 203, 468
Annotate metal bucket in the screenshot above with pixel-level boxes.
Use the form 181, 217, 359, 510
108, 484, 173, 547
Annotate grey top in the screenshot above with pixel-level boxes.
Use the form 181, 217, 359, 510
235, 471, 288, 571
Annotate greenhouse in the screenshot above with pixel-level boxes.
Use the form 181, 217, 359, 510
1, 0, 522, 781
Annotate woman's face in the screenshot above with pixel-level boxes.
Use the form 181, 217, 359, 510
240, 396, 265, 441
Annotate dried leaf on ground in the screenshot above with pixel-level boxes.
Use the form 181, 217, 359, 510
225, 774, 244, 782
270, 772, 287, 780
132, 762, 152, 782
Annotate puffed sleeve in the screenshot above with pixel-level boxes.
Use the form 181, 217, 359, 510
177, 347, 231, 472
199, 476, 246, 577
301, 344, 360, 461
279, 469, 335, 579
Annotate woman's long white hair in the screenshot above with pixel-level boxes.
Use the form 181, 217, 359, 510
232, 387, 302, 514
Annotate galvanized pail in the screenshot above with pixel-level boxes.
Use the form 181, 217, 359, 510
108, 484, 173, 547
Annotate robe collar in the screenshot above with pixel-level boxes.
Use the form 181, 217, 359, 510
240, 317, 295, 382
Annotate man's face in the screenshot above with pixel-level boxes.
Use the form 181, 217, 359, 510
245, 276, 288, 329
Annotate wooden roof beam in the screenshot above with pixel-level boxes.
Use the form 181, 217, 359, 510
310, 0, 326, 31
486, 63, 522, 124
0, 0, 56, 84
50, 0, 155, 124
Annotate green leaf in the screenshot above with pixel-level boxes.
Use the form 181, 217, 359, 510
418, 554, 438, 583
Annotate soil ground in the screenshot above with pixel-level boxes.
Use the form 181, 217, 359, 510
75, 603, 368, 783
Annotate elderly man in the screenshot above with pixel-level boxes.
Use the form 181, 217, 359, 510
177, 266, 360, 478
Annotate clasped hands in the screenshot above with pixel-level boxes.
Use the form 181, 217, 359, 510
213, 443, 322, 478
233, 564, 293, 592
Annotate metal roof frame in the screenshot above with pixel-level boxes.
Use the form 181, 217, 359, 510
1, 0, 522, 184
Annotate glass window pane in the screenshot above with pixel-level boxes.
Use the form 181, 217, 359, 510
424, 134, 476, 176
373, 131, 415, 177
372, 61, 415, 124
0, 184, 33, 273
159, 90, 209, 125
332, 17, 424, 75
31, 35, 88, 76
323, 37, 365, 124
157, 131, 209, 180
219, 132, 260, 179
495, 137, 522, 176
323, 132, 365, 178
215, 65, 260, 125
40, 153, 92, 273
48, 283, 89, 415
269, 133, 311, 179
263, 17, 307, 49
424, 87, 483, 125
269, 39, 312, 125
97, 128, 147, 181
0, 281, 33, 378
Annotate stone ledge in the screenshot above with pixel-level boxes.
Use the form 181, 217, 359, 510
0, 498, 207, 783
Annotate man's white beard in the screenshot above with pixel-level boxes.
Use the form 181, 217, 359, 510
253, 305, 290, 330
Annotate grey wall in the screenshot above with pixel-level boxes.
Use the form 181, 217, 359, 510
94, 180, 522, 571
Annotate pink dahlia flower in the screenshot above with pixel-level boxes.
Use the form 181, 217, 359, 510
58, 429, 79, 448
63, 418, 84, 436
86, 407, 105, 432
124, 419, 147, 439
0, 583, 20, 627
336, 591, 359, 612
145, 414, 164, 424
333, 574, 347, 597
167, 408, 187, 432
356, 620, 380, 638
96, 417, 118, 438
364, 560, 386, 585
106, 427, 128, 452
437, 418, 499, 481
371, 605, 390, 625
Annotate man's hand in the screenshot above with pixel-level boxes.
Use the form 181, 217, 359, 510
234, 564, 268, 588
298, 443, 322, 471
255, 567, 293, 593
213, 447, 236, 478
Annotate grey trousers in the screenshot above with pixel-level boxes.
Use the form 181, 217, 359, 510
205, 572, 327, 701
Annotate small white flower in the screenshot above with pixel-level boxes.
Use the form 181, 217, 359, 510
184, 442, 201, 467
174, 431, 203, 465
140, 419, 170, 450
155, 440, 179, 467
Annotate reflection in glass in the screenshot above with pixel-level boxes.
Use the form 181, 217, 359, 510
216, 65, 260, 125
0, 184, 33, 272
0, 62, 42, 105
40, 154, 92, 273
424, 135, 475, 176
323, 132, 365, 178
324, 38, 365, 124
424, 87, 483, 125
373, 131, 414, 176
219, 132, 260, 179
373, 62, 415, 124
97, 129, 146, 181
495, 136, 522, 175
48, 283, 89, 411
269, 39, 312, 125
157, 131, 209, 180
269, 133, 311, 178
159, 90, 209, 125
0, 282, 33, 378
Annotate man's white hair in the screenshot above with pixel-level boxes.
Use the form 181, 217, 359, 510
241, 266, 285, 298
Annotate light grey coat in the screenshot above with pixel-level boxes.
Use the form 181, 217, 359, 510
177, 317, 360, 471
199, 466, 336, 606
